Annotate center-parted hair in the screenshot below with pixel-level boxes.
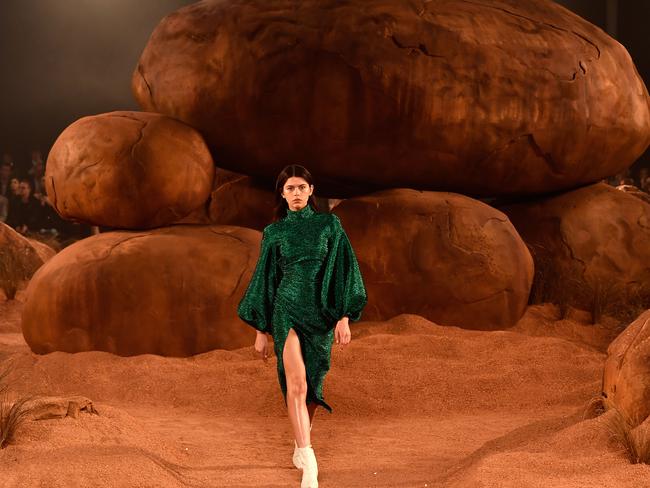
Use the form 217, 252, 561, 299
273, 164, 322, 222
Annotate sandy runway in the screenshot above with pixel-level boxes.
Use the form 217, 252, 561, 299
1, 293, 647, 487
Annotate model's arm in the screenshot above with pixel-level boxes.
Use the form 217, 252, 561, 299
320, 215, 367, 326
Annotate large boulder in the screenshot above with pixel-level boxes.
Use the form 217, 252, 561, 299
499, 183, 650, 314
133, 0, 650, 198
21, 225, 261, 356
334, 189, 533, 329
45, 111, 214, 229
602, 309, 650, 426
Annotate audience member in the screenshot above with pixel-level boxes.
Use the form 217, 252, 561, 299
28, 149, 46, 197
0, 194, 7, 223
6, 178, 43, 235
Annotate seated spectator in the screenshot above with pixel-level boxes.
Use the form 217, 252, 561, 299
6, 176, 21, 217
0, 194, 7, 222
28, 149, 46, 197
6, 178, 43, 235
9, 176, 19, 196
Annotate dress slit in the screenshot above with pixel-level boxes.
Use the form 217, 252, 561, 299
276, 324, 333, 414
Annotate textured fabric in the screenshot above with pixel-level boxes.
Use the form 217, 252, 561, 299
237, 203, 367, 412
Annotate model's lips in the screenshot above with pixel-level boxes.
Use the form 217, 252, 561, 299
293, 199, 301, 202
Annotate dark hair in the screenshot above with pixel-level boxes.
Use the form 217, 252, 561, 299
273, 164, 321, 222
19, 178, 32, 188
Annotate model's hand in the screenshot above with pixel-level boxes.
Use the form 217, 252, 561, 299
254, 331, 269, 362
335, 317, 351, 346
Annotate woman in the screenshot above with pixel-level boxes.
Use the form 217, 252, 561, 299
237, 164, 367, 488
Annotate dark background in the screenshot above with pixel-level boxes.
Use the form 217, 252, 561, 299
0, 0, 647, 177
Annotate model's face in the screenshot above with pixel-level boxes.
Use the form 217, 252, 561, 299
282, 176, 313, 211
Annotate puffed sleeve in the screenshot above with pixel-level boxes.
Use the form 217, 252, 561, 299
237, 227, 282, 333
320, 214, 368, 325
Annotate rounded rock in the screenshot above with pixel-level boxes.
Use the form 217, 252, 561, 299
45, 111, 214, 229
21, 225, 261, 356
133, 0, 650, 197
333, 188, 534, 329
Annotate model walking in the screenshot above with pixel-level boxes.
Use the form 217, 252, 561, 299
237, 164, 367, 488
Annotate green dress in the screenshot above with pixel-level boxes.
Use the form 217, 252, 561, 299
237, 203, 367, 413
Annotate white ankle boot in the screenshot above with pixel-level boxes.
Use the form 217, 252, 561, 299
293, 424, 313, 469
293, 440, 302, 469
295, 445, 318, 488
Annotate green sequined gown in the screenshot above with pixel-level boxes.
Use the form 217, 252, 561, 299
237, 203, 367, 413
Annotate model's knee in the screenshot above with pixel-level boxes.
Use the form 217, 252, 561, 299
283, 327, 307, 397
286, 367, 307, 396
287, 377, 307, 398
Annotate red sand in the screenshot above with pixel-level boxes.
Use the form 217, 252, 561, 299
1, 291, 648, 487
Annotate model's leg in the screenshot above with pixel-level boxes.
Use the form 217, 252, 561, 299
296, 402, 317, 442
293, 400, 318, 467
283, 327, 311, 448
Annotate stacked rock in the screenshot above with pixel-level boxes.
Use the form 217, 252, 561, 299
132, 0, 649, 325
23, 0, 650, 356
22, 111, 262, 355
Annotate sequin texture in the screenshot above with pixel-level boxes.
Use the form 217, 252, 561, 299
237, 203, 368, 412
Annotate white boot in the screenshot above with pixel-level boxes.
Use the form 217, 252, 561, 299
293, 440, 302, 469
295, 445, 318, 488
293, 423, 312, 469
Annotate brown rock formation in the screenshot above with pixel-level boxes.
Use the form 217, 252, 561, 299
21, 225, 261, 356
45, 111, 214, 229
616, 184, 650, 205
499, 183, 650, 316
602, 309, 650, 426
133, 0, 650, 198
23, 396, 99, 421
0, 223, 54, 283
208, 174, 277, 230
25, 237, 57, 262
334, 188, 533, 329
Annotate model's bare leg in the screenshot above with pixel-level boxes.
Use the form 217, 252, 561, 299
283, 328, 311, 448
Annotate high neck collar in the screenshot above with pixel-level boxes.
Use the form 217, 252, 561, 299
285, 203, 314, 221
